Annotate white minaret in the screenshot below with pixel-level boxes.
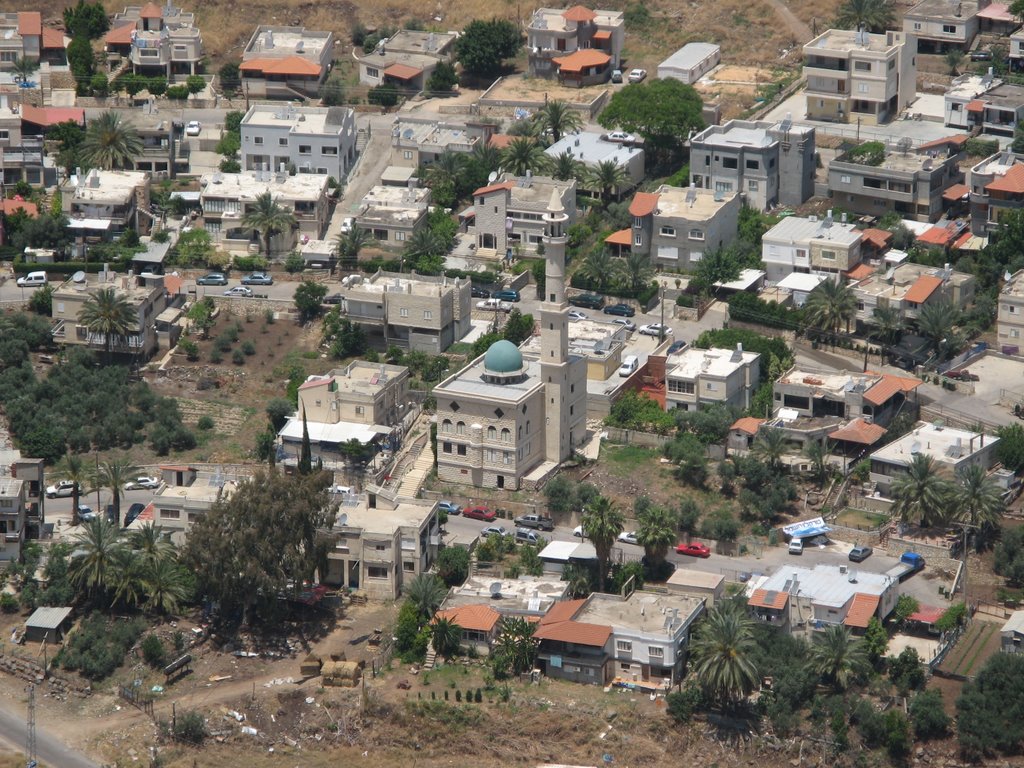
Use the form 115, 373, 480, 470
541, 188, 572, 462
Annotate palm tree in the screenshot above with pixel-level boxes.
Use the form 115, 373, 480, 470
804, 440, 830, 488
80, 111, 143, 170
808, 624, 869, 690
403, 228, 445, 273
945, 50, 965, 76
637, 505, 678, 573
917, 299, 961, 358
54, 452, 91, 526
804, 280, 857, 342
142, 556, 190, 615
534, 99, 582, 143
689, 600, 759, 710
431, 617, 462, 660
335, 226, 371, 270
11, 56, 39, 85
561, 563, 593, 598
494, 616, 537, 675
69, 518, 124, 598
549, 150, 584, 182
952, 464, 1005, 531
469, 141, 501, 176
581, 496, 625, 593
577, 248, 617, 294
241, 191, 296, 257
752, 427, 787, 470
586, 159, 629, 203
617, 251, 654, 297
501, 136, 547, 176
129, 523, 176, 565
78, 287, 136, 361
891, 453, 952, 527
834, 0, 896, 31
425, 151, 465, 191
404, 573, 447, 620
93, 456, 140, 528
109, 545, 146, 608
869, 305, 904, 348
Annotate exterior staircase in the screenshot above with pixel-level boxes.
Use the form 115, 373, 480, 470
423, 642, 437, 670
355, 128, 371, 155
397, 438, 434, 497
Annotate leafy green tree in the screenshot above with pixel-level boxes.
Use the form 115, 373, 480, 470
185, 74, 206, 96
67, 36, 95, 89
561, 562, 593, 598
80, 111, 142, 170
586, 159, 628, 203
403, 228, 445, 273
863, 616, 889, 664
78, 287, 136, 361
183, 470, 335, 626
454, 19, 521, 78
690, 600, 759, 710
956, 652, 1024, 759
994, 525, 1024, 584
581, 496, 625, 592
606, 390, 676, 433
502, 308, 535, 345
501, 136, 547, 176
368, 82, 400, 107
804, 279, 857, 340
173, 228, 215, 267
808, 625, 869, 690
405, 573, 447, 620
266, 398, 294, 431
431, 617, 462, 659
891, 453, 952, 527
93, 456, 140, 528
426, 60, 458, 92
242, 191, 296, 256
598, 79, 705, 165
294, 280, 328, 322
691, 246, 744, 292
804, 440, 830, 487
834, 0, 896, 30
543, 474, 577, 514
64, 0, 110, 38
910, 689, 950, 740
436, 547, 470, 586
889, 647, 926, 694
535, 99, 582, 143
218, 61, 241, 93
664, 433, 709, 487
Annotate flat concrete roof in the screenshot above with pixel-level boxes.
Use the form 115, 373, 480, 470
1003, 268, 1024, 298
529, 6, 624, 32
764, 215, 862, 247
64, 169, 148, 203
334, 496, 436, 535
347, 271, 463, 298
906, 0, 980, 21
394, 120, 477, 149
200, 171, 328, 201
667, 569, 724, 590
806, 28, 900, 54
385, 28, 457, 55
872, 421, 998, 467
155, 476, 240, 504
241, 105, 353, 135
443, 575, 567, 613
361, 184, 430, 208
434, 353, 544, 402
758, 564, 891, 608
0, 477, 23, 497
245, 25, 332, 59
545, 131, 641, 167
777, 366, 872, 396
53, 272, 163, 304
300, 360, 407, 398
652, 184, 737, 221
576, 591, 704, 634
667, 346, 759, 380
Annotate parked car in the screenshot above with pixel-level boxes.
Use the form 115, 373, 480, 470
676, 542, 711, 558
185, 120, 202, 136
848, 545, 874, 562
480, 525, 507, 538
514, 513, 554, 531
341, 217, 355, 233
627, 68, 647, 83
45, 480, 77, 498
77, 505, 97, 523
514, 528, 541, 544
492, 289, 521, 302
437, 501, 462, 516
572, 525, 586, 538
617, 531, 639, 545
610, 317, 637, 332
568, 309, 587, 321
463, 506, 496, 522
323, 293, 343, 305
970, 48, 993, 61
603, 303, 635, 317
16, 271, 47, 287
224, 286, 254, 298
611, 68, 623, 83
606, 130, 636, 143
197, 272, 228, 285
570, 293, 606, 309
666, 340, 688, 355
471, 285, 491, 299
124, 502, 146, 527
477, 298, 512, 312
618, 355, 639, 377
332, 485, 354, 495
241, 272, 274, 285
947, 369, 979, 382
788, 538, 804, 555
125, 476, 161, 490
639, 323, 671, 337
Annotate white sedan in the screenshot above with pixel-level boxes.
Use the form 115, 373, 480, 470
638, 323, 672, 337
126, 476, 161, 490
627, 68, 647, 83
185, 120, 202, 136
606, 131, 636, 143
568, 309, 587, 321
617, 531, 639, 545
224, 286, 254, 298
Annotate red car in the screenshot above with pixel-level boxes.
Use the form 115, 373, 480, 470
676, 542, 711, 558
463, 506, 496, 522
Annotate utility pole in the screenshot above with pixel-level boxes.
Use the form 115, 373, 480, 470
957, 520, 977, 608
25, 685, 36, 768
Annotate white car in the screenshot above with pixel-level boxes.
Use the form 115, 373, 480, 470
627, 69, 647, 83
480, 525, 508, 538
185, 120, 201, 136
568, 309, 587, 321
610, 318, 637, 332
477, 298, 512, 312
45, 480, 77, 499
618, 531, 639, 545
572, 525, 586, 538
224, 286, 254, 298
606, 131, 636, 143
639, 323, 671, 337
125, 476, 161, 490
341, 217, 355, 233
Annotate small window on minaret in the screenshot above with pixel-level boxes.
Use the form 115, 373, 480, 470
550, 294, 555, 302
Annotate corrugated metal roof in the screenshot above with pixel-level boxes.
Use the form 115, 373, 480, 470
26, 606, 72, 630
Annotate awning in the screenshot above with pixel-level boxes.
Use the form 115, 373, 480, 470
592, 30, 612, 41
383, 63, 423, 81
829, 418, 887, 445
66, 218, 112, 231
908, 606, 944, 624
278, 418, 389, 445
966, 99, 986, 113
942, 183, 969, 202
782, 516, 830, 539
604, 228, 632, 246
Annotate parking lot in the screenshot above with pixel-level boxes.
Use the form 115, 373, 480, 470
953, 352, 1024, 409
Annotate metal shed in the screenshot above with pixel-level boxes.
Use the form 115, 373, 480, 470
25, 606, 73, 644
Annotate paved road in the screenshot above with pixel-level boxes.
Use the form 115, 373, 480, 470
0, 697, 99, 768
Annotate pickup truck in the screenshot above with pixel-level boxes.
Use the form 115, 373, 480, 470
513, 513, 554, 531
885, 552, 925, 581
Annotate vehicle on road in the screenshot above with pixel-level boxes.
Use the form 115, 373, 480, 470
611, 68, 623, 83
241, 272, 274, 285
323, 293, 343, 305
886, 552, 925, 581
514, 513, 554, 531
610, 318, 636, 332
606, 130, 636, 143
463, 506, 496, 522
572, 525, 585, 538
16, 271, 47, 288
676, 542, 711, 558
848, 545, 874, 562
437, 501, 462, 516
569, 293, 606, 309
627, 68, 647, 83
947, 369, 979, 382
197, 272, 228, 286
515, 528, 541, 544
480, 525, 507, 538
618, 355, 639, 377
124, 502, 146, 527
568, 309, 587, 321
618, 531, 639, 545
492, 289, 521, 302
341, 217, 355, 233
224, 286, 254, 298
477, 298, 512, 312
788, 538, 804, 555
638, 323, 671, 337
46, 480, 78, 498
185, 120, 202, 136
77, 505, 97, 522
970, 48, 992, 61
471, 285, 491, 299
125, 476, 161, 490
602, 303, 635, 317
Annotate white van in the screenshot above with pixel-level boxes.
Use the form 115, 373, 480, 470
16, 271, 47, 288
618, 355, 639, 377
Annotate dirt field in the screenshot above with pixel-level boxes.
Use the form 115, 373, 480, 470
483, 75, 611, 105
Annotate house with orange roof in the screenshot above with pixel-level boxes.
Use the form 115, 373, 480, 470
527, 5, 624, 81
0, 12, 66, 71
471, 172, 576, 256
760, 212, 864, 283
850, 261, 975, 326
104, 3, 202, 78
241, 26, 334, 99
357, 29, 457, 93
0, 95, 58, 187
728, 416, 765, 452
968, 150, 1024, 235
433, 604, 502, 654
772, 366, 921, 430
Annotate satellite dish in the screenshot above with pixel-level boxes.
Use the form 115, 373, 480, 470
489, 581, 503, 598
337, 513, 347, 527
72, 270, 86, 283
487, 172, 498, 183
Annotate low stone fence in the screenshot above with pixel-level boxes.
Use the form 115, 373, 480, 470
826, 522, 884, 547
477, 77, 609, 118
0, 652, 91, 698
603, 427, 725, 459
212, 295, 297, 319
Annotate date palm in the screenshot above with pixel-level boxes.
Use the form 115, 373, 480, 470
586, 159, 629, 203
69, 518, 125, 599
869, 305, 903, 347
805, 279, 857, 341
142, 556, 190, 615
617, 250, 653, 297
804, 440, 830, 488
577, 248, 616, 294
404, 573, 447, 620
78, 287, 136, 361
891, 453, 952, 527
834, 0, 896, 32
952, 464, 1005, 531
917, 299, 961, 358
561, 562, 593, 598
425, 151, 465, 191
469, 141, 501, 175
549, 150, 584, 182
581, 495, 625, 592
753, 427, 787, 470
335, 226, 371, 270
535, 99, 582, 143
430, 617, 462, 660
494, 616, 537, 675
809, 624, 869, 690
241, 190, 296, 257
93, 456, 140, 528
636, 504, 678, 572
80, 111, 143, 170
110, 545, 146, 608
54, 452, 91, 525
501, 136, 547, 176
11, 56, 39, 85
690, 600, 759, 710
129, 522, 176, 565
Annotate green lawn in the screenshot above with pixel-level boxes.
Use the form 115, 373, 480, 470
600, 444, 661, 476
834, 507, 889, 530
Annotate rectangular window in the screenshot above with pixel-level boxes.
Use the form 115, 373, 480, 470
322, 146, 338, 155
632, 216, 643, 228
616, 640, 632, 653
821, 249, 836, 260
159, 509, 180, 520
400, 307, 409, 317
854, 61, 871, 72
715, 181, 732, 193
403, 561, 415, 572
913, 21, 921, 29
254, 136, 264, 145
840, 174, 851, 184
745, 158, 759, 170
299, 145, 311, 155
688, 228, 705, 241
748, 180, 759, 191
457, 444, 467, 456
423, 310, 433, 320
858, 83, 869, 93
722, 157, 738, 169
367, 566, 388, 579
634, 233, 643, 246
366, 67, 379, 78
395, 231, 406, 241
648, 646, 664, 659
403, 150, 413, 160
942, 24, 956, 33
668, 380, 696, 394
660, 226, 675, 237
355, 405, 365, 415
0, 130, 8, 141
442, 442, 452, 453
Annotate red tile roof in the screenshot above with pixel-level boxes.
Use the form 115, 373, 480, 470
20, 104, 85, 127
41, 28, 66, 49
986, 164, 1024, 194
730, 417, 764, 436
140, 2, 164, 17
136, 501, 156, 524
916, 227, 956, 247
434, 604, 501, 633
844, 593, 880, 629
908, 605, 944, 625
904, 274, 944, 303
0, 199, 38, 217
299, 377, 330, 390
592, 30, 612, 40
17, 12, 42, 37
162, 274, 184, 295
240, 56, 322, 77
749, 588, 788, 611
845, 263, 875, 281
562, 4, 598, 22
540, 598, 586, 625
105, 23, 137, 45
953, 230, 974, 250
604, 228, 632, 246
916, 135, 967, 152
628, 192, 659, 217
967, 99, 986, 113
552, 49, 611, 73
829, 418, 887, 445
488, 133, 513, 149
942, 183, 969, 202
859, 228, 893, 249
978, 2, 1014, 20
862, 373, 922, 406
533, 620, 611, 646
473, 181, 516, 197
383, 63, 423, 81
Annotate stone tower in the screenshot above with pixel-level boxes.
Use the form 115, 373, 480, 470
540, 188, 573, 463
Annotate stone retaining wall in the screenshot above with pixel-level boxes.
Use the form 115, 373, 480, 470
0, 653, 90, 698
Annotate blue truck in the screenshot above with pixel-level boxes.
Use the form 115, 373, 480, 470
886, 552, 925, 581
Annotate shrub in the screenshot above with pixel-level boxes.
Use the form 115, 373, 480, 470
284, 251, 306, 273
910, 689, 950, 740
141, 634, 166, 668
232, 349, 245, 365
173, 710, 207, 744
209, 348, 222, 364
165, 84, 189, 100
846, 141, 886, 166
232, 254, 267, 272
966, 137, 999, 157
178, 339, 199, 360
474, 688, 482, 703
436, 547, 470, 586
368, 82, 400, 107
215, 334, 233, 352
455, 689, 462, 702
59, 615, 145, 680
197, 415, 215, 430
241, 340, 256, 356
0, 593, 18, 613
666, 686, 703, 723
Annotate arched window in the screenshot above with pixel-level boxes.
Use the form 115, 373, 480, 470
526, 420, 531, 435
487, 426, 497, 440
501, 428, 511, 443
441, 419, 452, 433
456, 421, 466, 435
